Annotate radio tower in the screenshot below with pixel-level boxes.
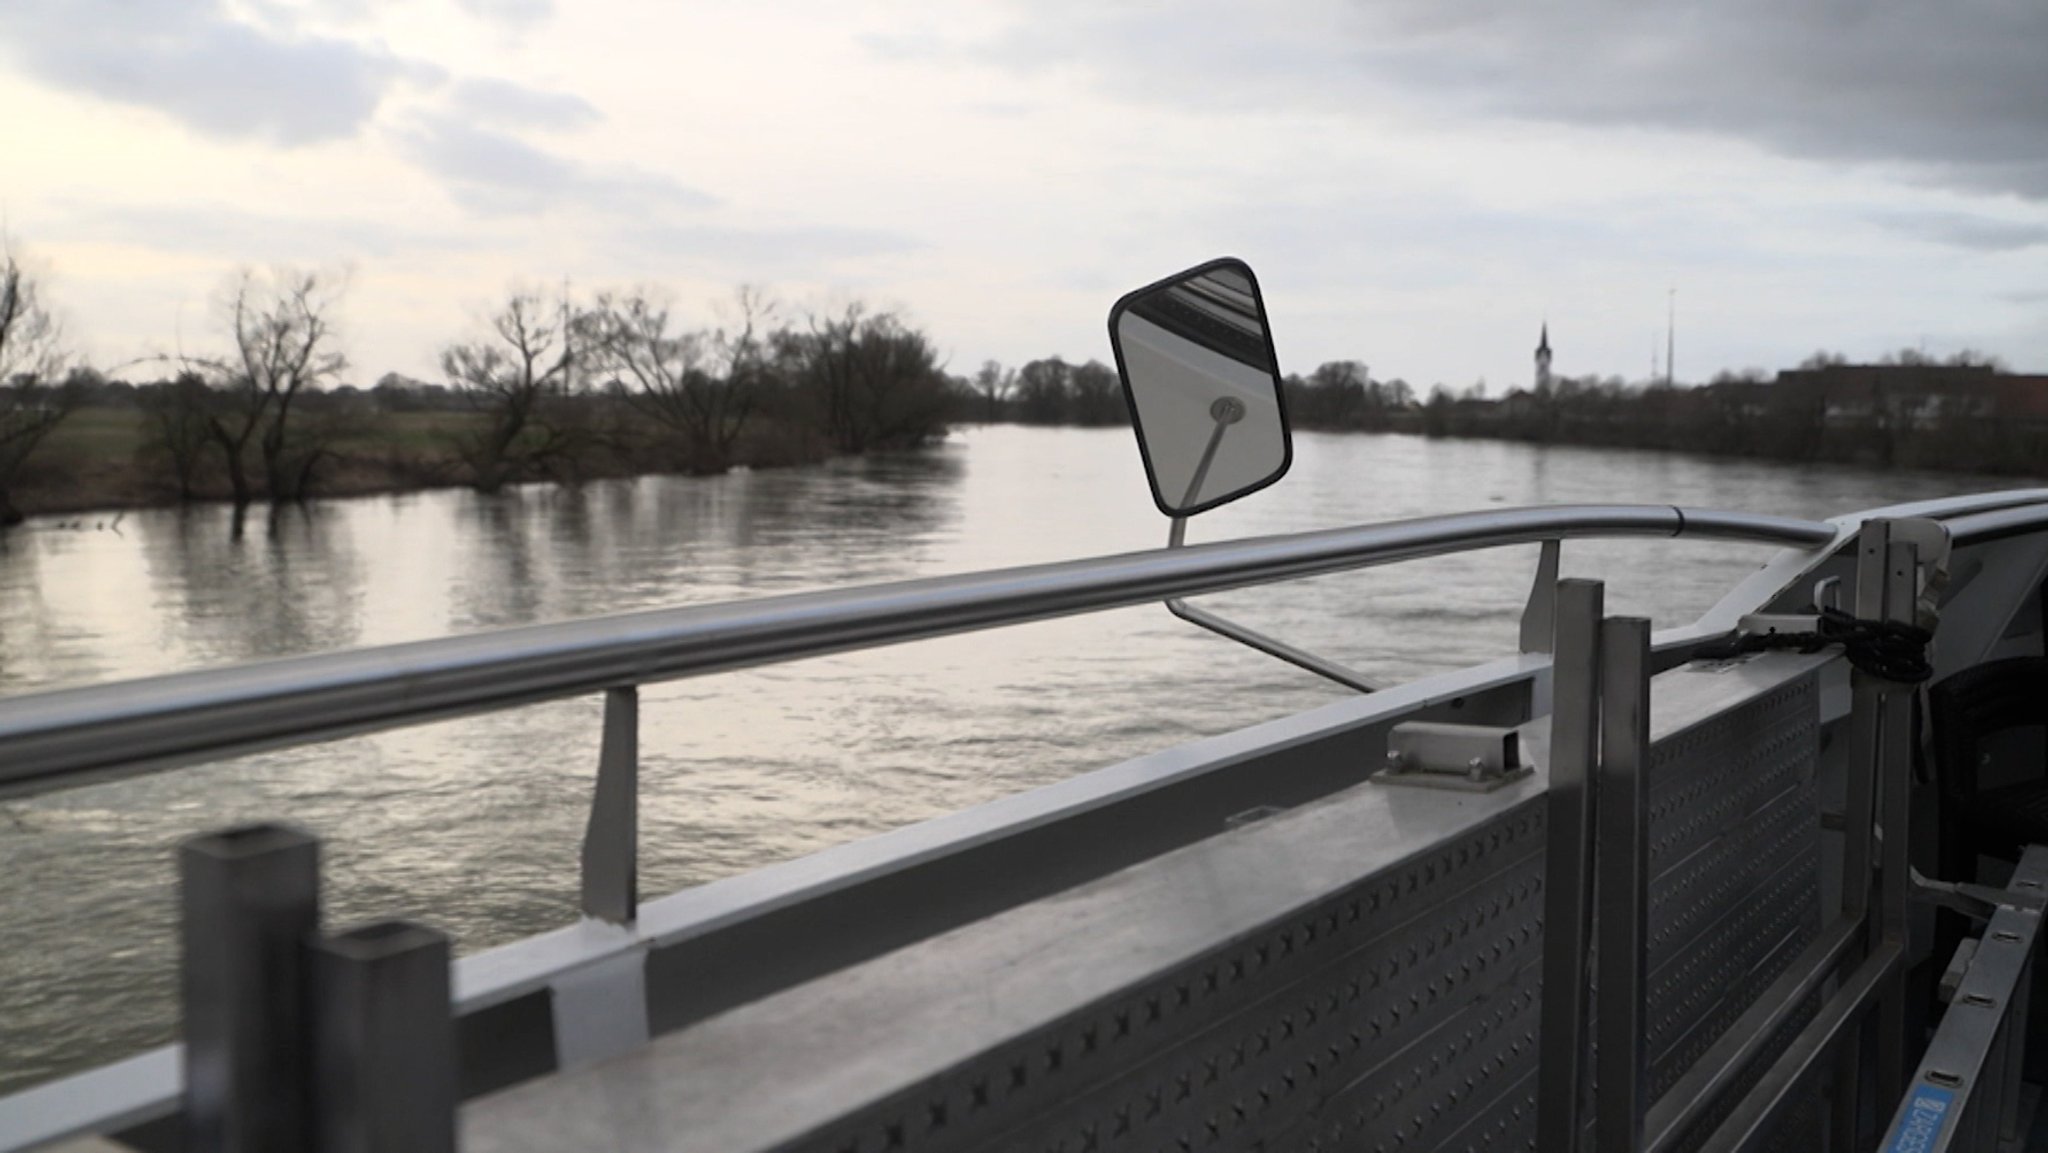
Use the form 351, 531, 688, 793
1667, 287, 1676, 387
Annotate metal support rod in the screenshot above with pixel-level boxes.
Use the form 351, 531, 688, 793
579, 686, 639, 924
1164, 599, 1378, 693
311, 922, 456, 1153
1519, 539, 1562, 654
1831, 517, 1891, 1151
180, 823, 321, 1153
1595, 616, 1651, 1153
1875, 539, 1919, 1107
1699, 941, 1905, 1153
1538, 578, 1603, 1153
1164, 516, 1378, 693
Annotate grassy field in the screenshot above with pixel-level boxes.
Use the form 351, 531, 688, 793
6, 404, 841, 521
9, 406, 492, 519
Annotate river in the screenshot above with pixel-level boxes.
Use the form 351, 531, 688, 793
0, 425, 2020, 1092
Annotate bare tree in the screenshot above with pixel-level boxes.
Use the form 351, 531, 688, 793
791, 304, 951, 453
587, 286, 772, 473
0, 245, 74, 526
187, 269, 349, 510
442, 290, 580, 492
971, 360, 1013, 423
138, 371, 214, 500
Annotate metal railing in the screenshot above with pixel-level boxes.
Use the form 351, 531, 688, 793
0, 504, 1831, 802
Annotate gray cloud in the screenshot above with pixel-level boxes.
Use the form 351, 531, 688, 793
0, 0, 423, 145
447, 77, 601, 132
1358, 1, 2048, 200
981, 0, 2048, 201
1865, 210, 2048, 252
393, 112, 715, 216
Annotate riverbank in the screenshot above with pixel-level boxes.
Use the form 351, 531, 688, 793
4, 405, 843, 522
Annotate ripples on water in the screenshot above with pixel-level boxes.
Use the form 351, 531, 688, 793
0, 426, 2016, 1090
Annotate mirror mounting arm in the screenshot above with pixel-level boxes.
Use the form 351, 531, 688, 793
1164, 520, 1378, 694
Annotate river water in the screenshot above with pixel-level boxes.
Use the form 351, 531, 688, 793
0, 425, 2019, 1092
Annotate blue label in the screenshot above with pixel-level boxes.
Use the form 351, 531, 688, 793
1884, 1083, 1957, 1153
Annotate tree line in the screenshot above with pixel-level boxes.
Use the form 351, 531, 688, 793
0, 244, 957, 527
959, 355, 1418, 431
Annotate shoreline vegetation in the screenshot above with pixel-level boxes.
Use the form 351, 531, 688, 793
4, 246, 2043, 529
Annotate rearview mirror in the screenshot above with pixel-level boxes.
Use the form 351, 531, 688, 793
1108, 257, 1291, 517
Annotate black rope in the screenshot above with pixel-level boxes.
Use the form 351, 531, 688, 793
1693, 607, 1934, 684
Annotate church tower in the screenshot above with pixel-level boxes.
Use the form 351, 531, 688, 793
1535, 323, 1553, 393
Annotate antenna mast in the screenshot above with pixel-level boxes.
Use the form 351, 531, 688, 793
1666, 287, 1676, 387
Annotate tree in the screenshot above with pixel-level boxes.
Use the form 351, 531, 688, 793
788, 305, 951, 453
0, 246, 74, 526
442, 290, 582, 492
187, 269, 348, 510
1013, 357, 1071, 424
971, 360, 1013, 422
1068, 360, 1123, 425
138, 371, 214, 500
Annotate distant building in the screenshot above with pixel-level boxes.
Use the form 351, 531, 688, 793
1768, 363, 2048, 430
1535, 324, 1553, 393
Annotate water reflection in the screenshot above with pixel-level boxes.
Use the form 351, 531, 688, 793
0, 426, 2025, 1093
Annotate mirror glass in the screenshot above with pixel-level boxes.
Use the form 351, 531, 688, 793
1109, 258, 1290, 517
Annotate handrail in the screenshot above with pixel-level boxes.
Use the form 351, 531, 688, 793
0, 504, 1833, 800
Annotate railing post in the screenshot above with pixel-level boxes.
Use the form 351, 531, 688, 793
1519, 539, 1562, 654
181, 823, 321, 1153
311, 921, 456, 1153
1831, 518, 1890, 1151
1876, 538, 1920, 1107
1539, 578, 1603, 1153
580, 685, 639, 924
1595, 616, 1652, 1153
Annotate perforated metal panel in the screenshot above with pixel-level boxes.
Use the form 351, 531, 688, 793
786, 806, 1551, 1153
1641, 664, 1825, 1153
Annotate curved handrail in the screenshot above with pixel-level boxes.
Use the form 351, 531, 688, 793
0, 504, 1833, 799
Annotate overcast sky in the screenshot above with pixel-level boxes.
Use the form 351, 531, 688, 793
2, 0, 2044, 392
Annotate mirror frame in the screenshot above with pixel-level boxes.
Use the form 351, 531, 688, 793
1106, 256, 1294, 519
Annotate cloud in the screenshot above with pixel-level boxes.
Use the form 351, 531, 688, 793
0, 0, 425, 145
978, 0, 2048, 202
392, 112, 715, 216
51, 202, 485, 261
447, 77, 601, 132
1864, 209, 2048, 252
614, 222, 923, 276
456, 0, 554, 30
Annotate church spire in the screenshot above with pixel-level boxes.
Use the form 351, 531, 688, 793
1534, 322, 1553, 392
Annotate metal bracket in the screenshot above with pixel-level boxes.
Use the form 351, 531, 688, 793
1373, 721, 1530, 792
1519, 539, 1562, 654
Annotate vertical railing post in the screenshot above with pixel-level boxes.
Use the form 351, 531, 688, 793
1831, 518, 1891, 1151
1539, 578, 1604, 1152
1595, 616, 1653, 1153
311, 921, 456, 1153
580, 685, 639, 924
1875, 538, 1920, 1106
1520, 539, 1563, 654
181, 823, 321, 1153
